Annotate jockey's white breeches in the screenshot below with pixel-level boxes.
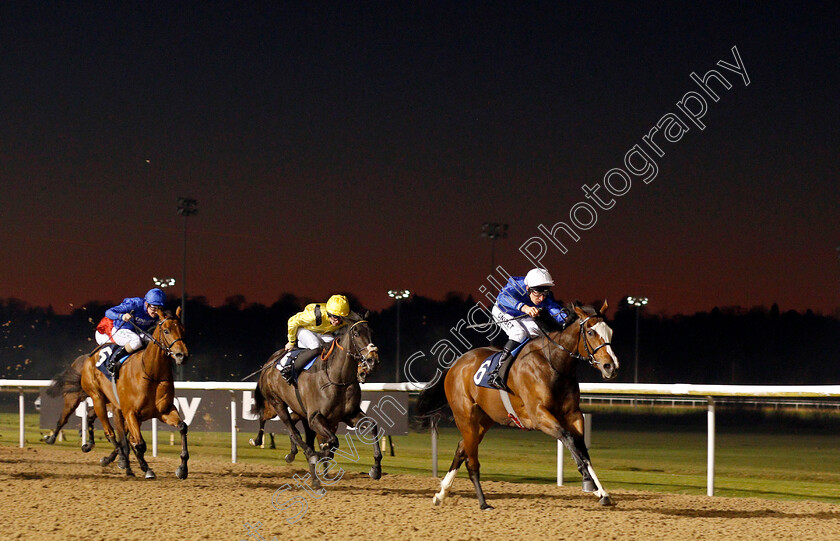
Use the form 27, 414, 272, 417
492, 304, 541, 343
296, 328, 335, 349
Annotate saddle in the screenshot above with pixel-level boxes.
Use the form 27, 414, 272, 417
472, 339, 530, 390
275, 348, 319, 385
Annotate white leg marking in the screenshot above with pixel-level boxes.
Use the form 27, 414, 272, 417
433, 469, 458, 505
586, 463, 609, 499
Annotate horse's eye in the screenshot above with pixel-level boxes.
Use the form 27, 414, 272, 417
587, 330, 593, 336
164, 329, 170, 334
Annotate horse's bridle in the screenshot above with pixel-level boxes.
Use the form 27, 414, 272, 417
541, 314, 612, 369
130, 316, 185, 358
321, 320, 378, 387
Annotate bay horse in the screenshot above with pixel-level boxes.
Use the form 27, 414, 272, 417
251, 313, 381, 487
67, 308, 190, 479
44, 356, 129, 468
44, 355, 96, 446
416, 301, 619, 509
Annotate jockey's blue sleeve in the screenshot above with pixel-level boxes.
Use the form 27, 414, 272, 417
495, 277, 529, 314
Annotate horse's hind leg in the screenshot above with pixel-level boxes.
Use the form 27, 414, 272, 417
435, 415, 494, 509
101, 409, 129, 470
249, 418, 267, 447
90, 393, 133, 476
45, 392, 83, 445
284, 412, 305, 463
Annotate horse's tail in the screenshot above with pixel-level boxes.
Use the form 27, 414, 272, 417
46, 355, 85, 397
415, 371, 450, 418
250, 380, 266, 418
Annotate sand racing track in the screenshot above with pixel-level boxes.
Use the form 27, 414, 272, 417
1, 445, 839, 540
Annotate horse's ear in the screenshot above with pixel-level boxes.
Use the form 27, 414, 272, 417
176, 306, 182, 319
573, 304, 587, 319
363, 310, 370, 320
600, 299, 609, 315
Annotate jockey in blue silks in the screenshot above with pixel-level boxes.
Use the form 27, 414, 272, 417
95, 288, 166, 376
487, 268, 569, 391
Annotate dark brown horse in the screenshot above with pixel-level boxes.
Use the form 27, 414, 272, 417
252, 314, 381, 487
69, 308, 190, 479
416, 301, 619, 509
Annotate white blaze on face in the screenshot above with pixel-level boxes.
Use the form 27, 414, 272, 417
592, 321, 619, 368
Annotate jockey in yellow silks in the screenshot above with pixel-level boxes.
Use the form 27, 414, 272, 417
281, 294, 351, 384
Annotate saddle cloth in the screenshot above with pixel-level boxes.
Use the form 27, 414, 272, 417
95, 344, 131, 382
472, 339, 530, 389
274, 349, 317, 372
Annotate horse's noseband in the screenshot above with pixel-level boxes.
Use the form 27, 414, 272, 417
155, 317, 186, 358
577, 315, 612, 368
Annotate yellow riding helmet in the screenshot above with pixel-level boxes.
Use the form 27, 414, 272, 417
326, 294, 350, 317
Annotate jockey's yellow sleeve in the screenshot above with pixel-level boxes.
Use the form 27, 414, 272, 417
287, 303, 347, 345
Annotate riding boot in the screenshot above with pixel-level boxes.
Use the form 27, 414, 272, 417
105, 345, 125, 377
280, 361, 295, 385
283, 348, 321, 386
487, 340, 520, 391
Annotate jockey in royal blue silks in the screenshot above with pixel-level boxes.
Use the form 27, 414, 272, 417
487, 268, 569, 391
95, 288, 166, 377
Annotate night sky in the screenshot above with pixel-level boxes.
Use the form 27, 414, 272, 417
1, 2, 838, 316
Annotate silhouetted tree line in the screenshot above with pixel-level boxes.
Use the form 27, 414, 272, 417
1, 295, 839, 385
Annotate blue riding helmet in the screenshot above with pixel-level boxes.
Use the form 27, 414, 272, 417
144, 288, 166, 307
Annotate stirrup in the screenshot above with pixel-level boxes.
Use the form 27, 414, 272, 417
487, 371, 506, 391
280, 364, 295, 385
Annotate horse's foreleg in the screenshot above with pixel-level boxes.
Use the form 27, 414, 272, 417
346, 411, 382, 480
160, 408, 189, 480
307, 413, 339, 460
542, 407, 611, 506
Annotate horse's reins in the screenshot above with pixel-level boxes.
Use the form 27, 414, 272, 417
319, 319, 378, 389
128, 316, 184, 357
537, 313, 612, 369
126, 316, 186, 382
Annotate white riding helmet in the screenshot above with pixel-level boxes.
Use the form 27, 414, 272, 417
524, 268, 555, 289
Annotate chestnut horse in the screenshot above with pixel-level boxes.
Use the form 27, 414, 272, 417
71, 308, 190, 479
416, 301, 619, 509
251, 314, 381, 487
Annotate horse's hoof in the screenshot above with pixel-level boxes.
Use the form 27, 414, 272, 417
432, 495, 443, 506
176, 465, 188, 480
125, 470, 135, 477
369, 466, 382, 480
118, 457, 128, 470
99, 456, 113, 467
145, 470, 156, 480
599, 495, 613, 506
284, 454, 295, 464
44, 435, 56, 445
248, 438, 259, 447
81, 443, 94, 453
480, 503, 495, 510
582, 479, 597, 493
